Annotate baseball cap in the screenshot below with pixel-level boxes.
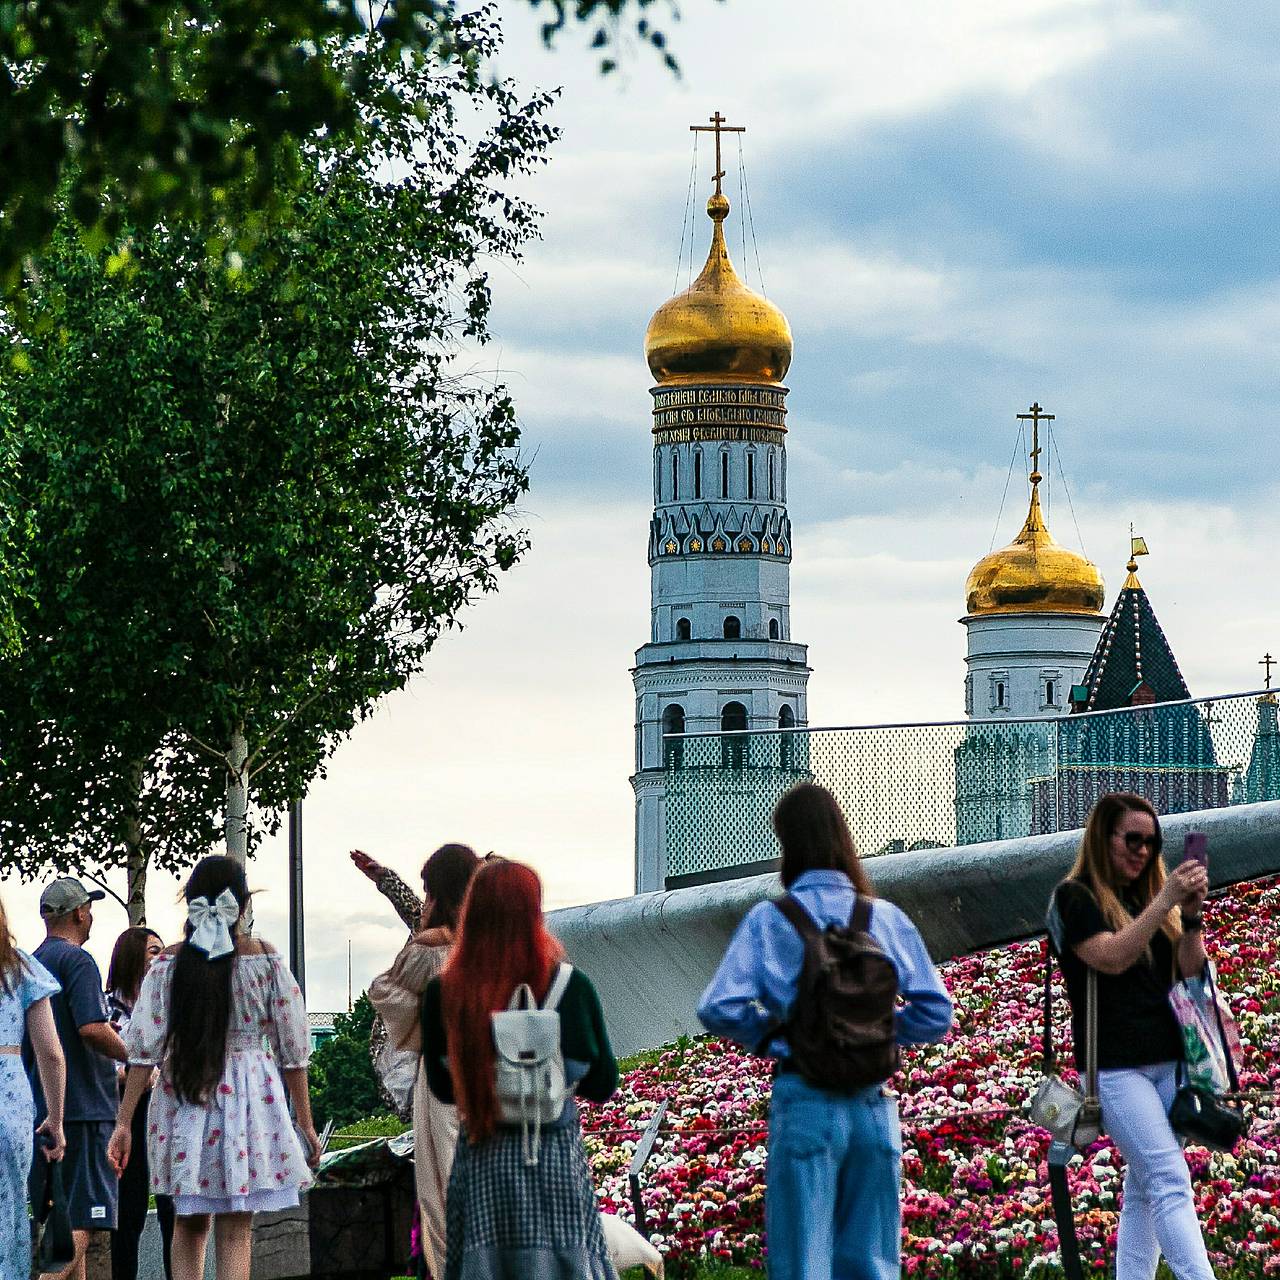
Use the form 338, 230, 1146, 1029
39, 877, 106, 917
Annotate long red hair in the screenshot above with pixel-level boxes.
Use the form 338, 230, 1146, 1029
440, 860, 563, 1141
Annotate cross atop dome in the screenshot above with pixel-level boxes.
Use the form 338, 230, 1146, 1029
690, 111, 745, 199
1016, 402, 1054, 485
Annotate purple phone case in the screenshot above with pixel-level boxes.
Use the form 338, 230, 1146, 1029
1183, 832, 1208, 867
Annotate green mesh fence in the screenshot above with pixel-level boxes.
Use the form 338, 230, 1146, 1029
663, 691, 1280, 884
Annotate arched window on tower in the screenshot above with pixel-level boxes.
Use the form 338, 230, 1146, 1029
723, 615, 741, 640
675, 617, 691, 641
779, 704, 796, 768
768, 450, 776, 501
693, 451, 702, 499
769, 618, 780, 640
746, 452, 756, 499
721, 701, 748, 769
671, 450, 679, 502
721, 451, 730, 499
654, 451, 661, 503
781, 452, 787, 502
662, 703, 686, 768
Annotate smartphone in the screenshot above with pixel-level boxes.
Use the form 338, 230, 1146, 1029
1183, 831, 1208, 868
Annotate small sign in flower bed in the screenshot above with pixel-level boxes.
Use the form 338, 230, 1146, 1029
581, 875, 1280, 1277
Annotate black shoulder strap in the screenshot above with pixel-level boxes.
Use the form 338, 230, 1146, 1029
1041, 937, 1056, 1075
848, 892, 872, 934
774, 894, 818, 940
1048, 1142, 1085, 1280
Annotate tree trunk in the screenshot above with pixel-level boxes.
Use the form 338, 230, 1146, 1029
123, 758, 147, 925
225, 726, 249, 864
225, 727, 252, 932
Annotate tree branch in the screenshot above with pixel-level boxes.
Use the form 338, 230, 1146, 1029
81, 870, 129, 912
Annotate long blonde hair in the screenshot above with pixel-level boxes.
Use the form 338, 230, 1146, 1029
1067, 792, 1181, 951
0, 893, 26, 995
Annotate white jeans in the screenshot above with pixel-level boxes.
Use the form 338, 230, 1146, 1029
1098, 1062, 1214, 1280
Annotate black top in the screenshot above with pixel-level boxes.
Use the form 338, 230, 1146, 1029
1051, 878, 1182, 1071
421, 967, 618, 1117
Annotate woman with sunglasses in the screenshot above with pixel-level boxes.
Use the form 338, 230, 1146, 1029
1049, 793, 1211, 1280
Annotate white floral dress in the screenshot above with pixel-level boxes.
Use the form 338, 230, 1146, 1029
124, 951, 312, 1216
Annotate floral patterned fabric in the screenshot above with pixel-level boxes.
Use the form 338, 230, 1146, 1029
124, 951, 312, 1208
1, 950, 60, 1280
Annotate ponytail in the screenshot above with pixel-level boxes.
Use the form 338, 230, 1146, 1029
164, 856, 249, 1104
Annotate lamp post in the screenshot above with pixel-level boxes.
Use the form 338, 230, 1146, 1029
288, 799, 305, 998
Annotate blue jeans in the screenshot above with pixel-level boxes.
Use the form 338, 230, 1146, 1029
766, 1072, 902, 1280
1098, 1062, 1214, 1280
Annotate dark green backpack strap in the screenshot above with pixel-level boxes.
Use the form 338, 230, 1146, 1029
849, 893, 872, 934
774, 894, 818, 939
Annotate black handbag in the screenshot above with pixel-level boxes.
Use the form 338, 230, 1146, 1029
1168, 965, 1248, 1154
31, 1141, 76, 1274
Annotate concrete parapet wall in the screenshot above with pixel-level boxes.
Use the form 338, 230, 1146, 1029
549, 800, 1280, 1057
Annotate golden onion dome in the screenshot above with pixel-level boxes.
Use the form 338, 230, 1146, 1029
645, 192, 793, 386
965, 479, 1105, 616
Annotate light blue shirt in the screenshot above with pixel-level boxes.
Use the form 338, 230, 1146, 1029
697, 870, 954, 1057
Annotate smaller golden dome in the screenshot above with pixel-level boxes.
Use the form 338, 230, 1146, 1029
644, 193, 792, 386
966, 481, 1105, 616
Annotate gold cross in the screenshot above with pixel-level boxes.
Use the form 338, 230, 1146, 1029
690, 111, 746, 197
1016, 402, 1055, 480
1263, 652, 1276, 689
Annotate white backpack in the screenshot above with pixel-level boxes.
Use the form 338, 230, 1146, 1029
492, 962, 573, 1165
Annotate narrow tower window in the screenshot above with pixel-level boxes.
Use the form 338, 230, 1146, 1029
768, 450, 776, 501
746, 452, 756, 499
779, 704, 796, 768
996, 681, 1006, 708
676, 617, 691, 641
654, 452, 661, 503
721, 450, 730, 499
769, 618, 780, 640
721, 701, 748, 769
662, 703, 686, 768
671, 450, 679, 502
693, 451, 702, 499
723, 615, 741, 640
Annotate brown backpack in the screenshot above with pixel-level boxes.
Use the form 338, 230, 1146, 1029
773, 893, 900, 1093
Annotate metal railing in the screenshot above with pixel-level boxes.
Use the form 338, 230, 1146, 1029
662, 689, 1280, 883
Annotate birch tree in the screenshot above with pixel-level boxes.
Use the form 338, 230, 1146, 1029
0, 15, 554, 919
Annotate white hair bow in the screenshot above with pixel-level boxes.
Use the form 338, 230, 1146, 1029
187, 888, 240, 960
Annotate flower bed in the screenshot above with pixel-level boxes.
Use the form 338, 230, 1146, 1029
582, 875, 1280, 1277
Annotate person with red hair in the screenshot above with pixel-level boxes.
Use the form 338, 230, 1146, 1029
420, 859, 619, 1279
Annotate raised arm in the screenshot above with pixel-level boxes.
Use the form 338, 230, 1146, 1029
351, 849, 423, 932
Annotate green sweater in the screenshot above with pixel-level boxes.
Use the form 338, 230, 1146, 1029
421, 967, 618, 1108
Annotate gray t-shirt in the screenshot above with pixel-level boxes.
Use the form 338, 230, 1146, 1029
23, 936, 117, 1123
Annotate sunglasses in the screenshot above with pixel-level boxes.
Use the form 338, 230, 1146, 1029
1118, 831, 1161, 854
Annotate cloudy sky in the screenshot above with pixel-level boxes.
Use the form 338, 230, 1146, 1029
7, 0, 1278, 1012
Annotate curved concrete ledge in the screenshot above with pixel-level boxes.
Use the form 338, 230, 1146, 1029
548, 800, 1280, 1057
